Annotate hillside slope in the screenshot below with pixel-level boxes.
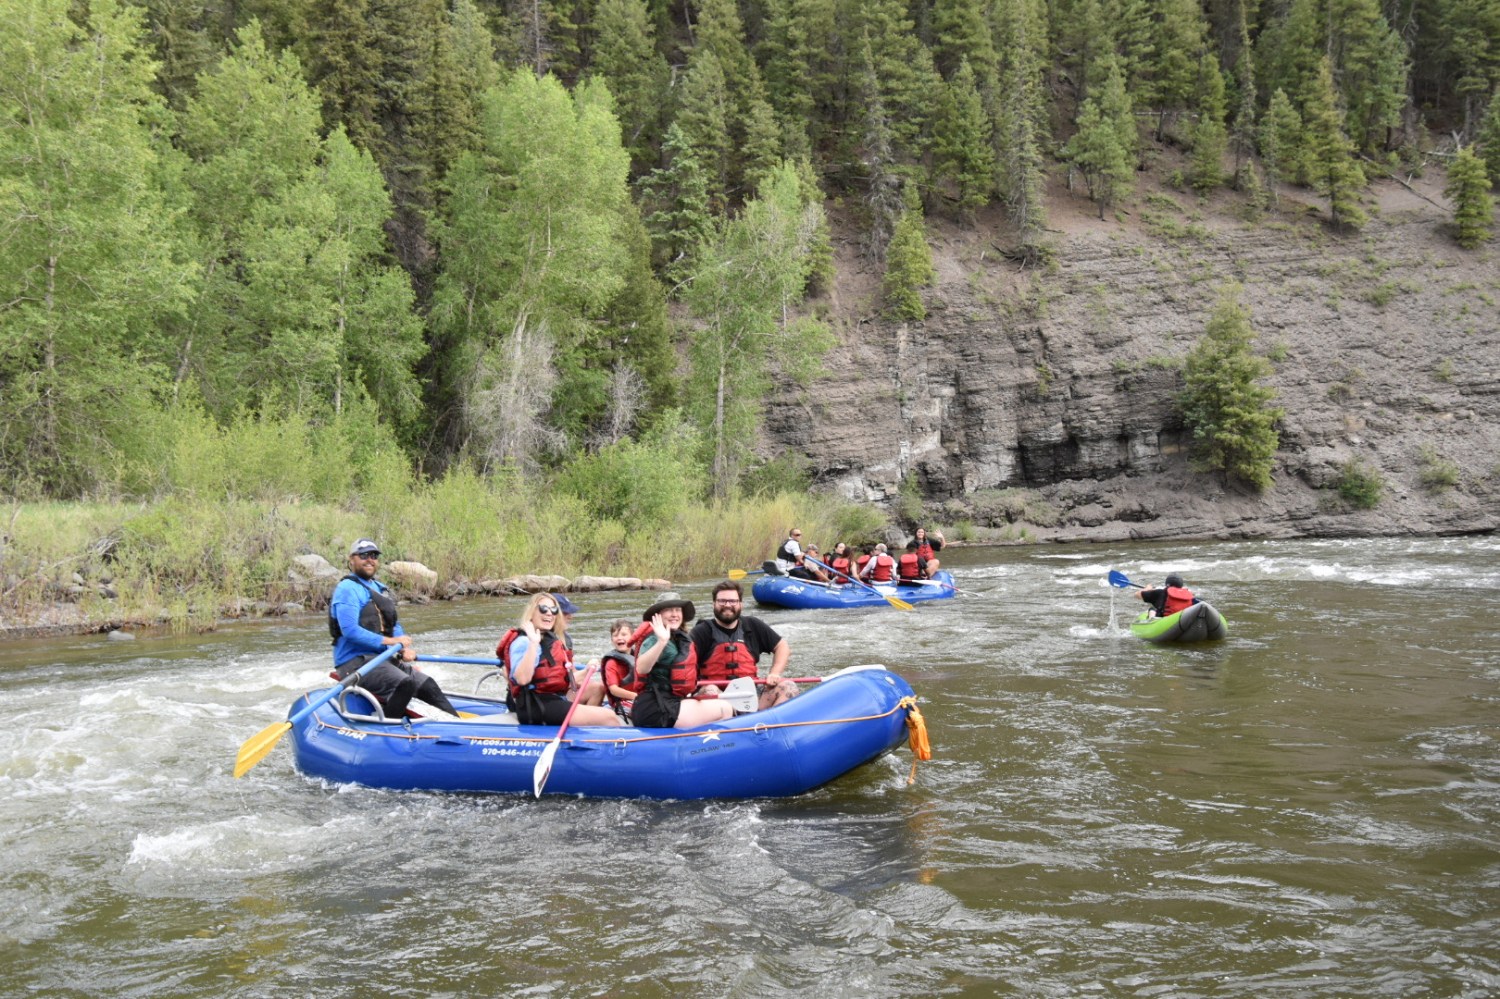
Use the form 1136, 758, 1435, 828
769, 157, 1500, 542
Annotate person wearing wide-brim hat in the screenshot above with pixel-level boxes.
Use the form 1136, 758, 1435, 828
630, 592, 733, 729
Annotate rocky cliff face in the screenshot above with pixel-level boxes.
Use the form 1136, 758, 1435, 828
768, 170, 1500, 542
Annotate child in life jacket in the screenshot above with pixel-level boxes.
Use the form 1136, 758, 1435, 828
601, 618, 650, 719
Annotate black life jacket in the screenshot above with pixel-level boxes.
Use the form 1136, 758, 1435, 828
328, 575, 398, 643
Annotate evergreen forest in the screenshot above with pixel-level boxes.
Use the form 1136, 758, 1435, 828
3, 0, 1498, 532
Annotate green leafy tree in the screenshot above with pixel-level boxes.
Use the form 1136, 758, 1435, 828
1302, 56, 1368, 229
683, 162, 833, 498
429, 69, 634, 467
1444, 146, 1495, 247
0, 0, 195, 494
882, 201, 936, 320
1179, 286, 1283, 491
931, 60, 995, 218
1145, 0, 1209, 140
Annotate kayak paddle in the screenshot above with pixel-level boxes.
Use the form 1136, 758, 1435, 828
1108, 570, 1144, 589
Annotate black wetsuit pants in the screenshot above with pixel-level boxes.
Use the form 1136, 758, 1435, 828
336, 656, 459, 717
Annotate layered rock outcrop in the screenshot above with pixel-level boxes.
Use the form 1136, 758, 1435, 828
770, 175, 1500, 541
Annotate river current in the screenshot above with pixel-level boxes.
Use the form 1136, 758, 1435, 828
2, 536, 1497, 997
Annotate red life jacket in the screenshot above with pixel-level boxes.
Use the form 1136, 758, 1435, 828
828, 555, 852, 582
496, 628, 569, 697
865, 554, 895, 582
897, 552, 922, 580
855, 554, 871, 576
914, 540, 935, 561
698, 623, 758, 683
632, 628, 698, 697
1163, 586, 1195, 615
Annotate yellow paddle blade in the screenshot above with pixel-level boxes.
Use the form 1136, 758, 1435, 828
884, 595, 915, 611
234, 721, 292, 778
727, 568, 749, 580
457, 711, 479, 719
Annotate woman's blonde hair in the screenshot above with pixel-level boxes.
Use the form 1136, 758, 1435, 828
518, 591, 560, 630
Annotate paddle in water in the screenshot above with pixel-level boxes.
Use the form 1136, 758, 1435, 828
234, 645, 400, 778
726, 568, 766, 580
532, 662, 600, 798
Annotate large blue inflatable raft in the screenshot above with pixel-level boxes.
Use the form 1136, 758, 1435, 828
751, 571, 959, 610
289, 664, 923, 799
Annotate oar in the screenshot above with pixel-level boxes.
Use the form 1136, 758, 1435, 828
413, 654, 503, 667
1108, 570, 1145, 589
533, 662, 599, 798
234, 645, 399, 778
726, 568, 766, 580
901, 578, 977, 596
805, 554, 913, 611
696, 676, 824, 687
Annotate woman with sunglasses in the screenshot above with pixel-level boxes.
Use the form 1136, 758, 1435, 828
497, 592, 621, 727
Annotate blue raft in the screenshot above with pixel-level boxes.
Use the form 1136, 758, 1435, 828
751, 571, 959, 610
289, 664, 922, 799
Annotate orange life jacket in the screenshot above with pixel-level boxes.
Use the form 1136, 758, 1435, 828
496, 628, 569, 697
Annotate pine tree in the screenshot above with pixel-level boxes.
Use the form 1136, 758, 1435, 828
1188, 51, 1228, 192
853, 31, 906, 261
1444, 146, 1495, 248
1227, 0, 1257, 188
931, 0, 998, 86
931, 60, 995, 219
1327, 0, 1406, 155
673, 49, 734, 212
1179, 285, 1283, 491
1147, 0, 1210, 140
841, 0, 942, 158
1065, 57, 1135, 218
638, 123, 714, 285
1477, 89, 1500, 186
756, 0, 837, 153
307, 0, 383, 150
993, 0, 1050, 261
591, 0, 670, 170
1302, 57, 1368, 230
882, 200, 936, 320
1259, 87, 1303, 204
1444, 0, 1500, 139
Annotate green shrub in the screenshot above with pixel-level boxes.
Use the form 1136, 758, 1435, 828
1336, 458, 1384, 508
1417, 447, 1460, 491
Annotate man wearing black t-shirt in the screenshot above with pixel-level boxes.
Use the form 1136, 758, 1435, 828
690, 580, 798, 710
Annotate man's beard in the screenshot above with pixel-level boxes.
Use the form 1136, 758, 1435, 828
715, 606, 740, 627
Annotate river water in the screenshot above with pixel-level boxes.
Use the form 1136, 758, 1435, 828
2, 536, 1497, 997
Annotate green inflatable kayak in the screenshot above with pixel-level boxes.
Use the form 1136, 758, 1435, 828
1131, 601, 1229, 643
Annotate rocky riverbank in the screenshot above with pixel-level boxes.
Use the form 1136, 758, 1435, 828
0, 553, 670, 641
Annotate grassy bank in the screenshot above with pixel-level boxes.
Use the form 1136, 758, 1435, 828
0, 484, 888, 633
